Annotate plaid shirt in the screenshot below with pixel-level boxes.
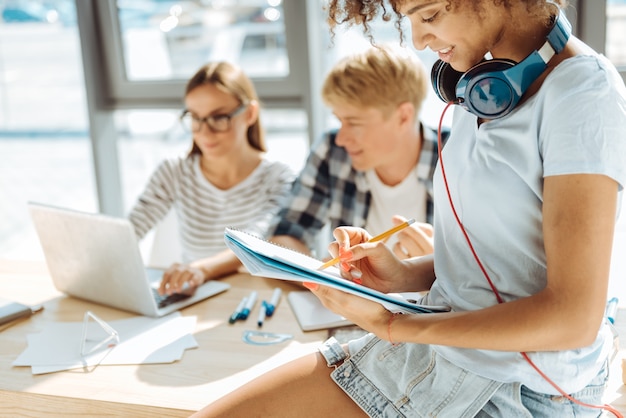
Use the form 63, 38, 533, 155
268, 124, 449, 250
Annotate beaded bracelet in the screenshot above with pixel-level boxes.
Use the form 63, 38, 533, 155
388, 312, 402, 346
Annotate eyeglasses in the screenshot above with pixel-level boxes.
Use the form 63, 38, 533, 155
180, 103, 248, 133
79, 310, 119, 371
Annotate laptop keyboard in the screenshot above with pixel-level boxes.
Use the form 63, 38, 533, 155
152, 288, 190, 309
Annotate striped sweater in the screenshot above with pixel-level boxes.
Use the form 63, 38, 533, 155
128, 154, 295, 264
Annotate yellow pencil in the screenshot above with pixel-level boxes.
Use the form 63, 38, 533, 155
317, 218, 416, 270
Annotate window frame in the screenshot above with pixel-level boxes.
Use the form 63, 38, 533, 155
92, 0, 315, 110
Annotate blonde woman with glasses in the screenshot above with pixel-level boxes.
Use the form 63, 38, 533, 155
128, 61, 294, 297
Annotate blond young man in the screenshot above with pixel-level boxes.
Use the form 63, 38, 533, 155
267, 45, 448, 259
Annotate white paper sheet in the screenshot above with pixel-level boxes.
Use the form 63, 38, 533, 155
13, 312, 197, 374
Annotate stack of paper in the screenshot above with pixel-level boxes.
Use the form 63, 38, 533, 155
13, 312, 197, 374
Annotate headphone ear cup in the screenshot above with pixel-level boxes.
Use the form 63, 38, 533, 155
431, 60, 464, 103
458, 58, 518, 118
460, 58, 516, 83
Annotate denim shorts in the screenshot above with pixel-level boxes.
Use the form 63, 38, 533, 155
326, 334, 608, 418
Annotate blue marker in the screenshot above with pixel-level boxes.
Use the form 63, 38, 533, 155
229, 296, 247, 324
605, 297, 619, 324
257, 302, 267, 328
264, 288, 282, 317
239, 291, 257, 320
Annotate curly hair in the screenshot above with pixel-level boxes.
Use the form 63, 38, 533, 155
325, 0, 568, 43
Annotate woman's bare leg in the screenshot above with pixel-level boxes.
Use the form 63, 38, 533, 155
190, 351, 367, 418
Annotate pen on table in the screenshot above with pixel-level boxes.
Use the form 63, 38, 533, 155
605, 297, 619, 324
228, 296, 248, 324
317, 218, 416, 271
257, 302, 267, 328
239, 291, 257, 320
264, 288, 282, 317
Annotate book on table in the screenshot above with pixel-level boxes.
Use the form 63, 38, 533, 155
287, 290, 353, 331
224, 228, 450, 315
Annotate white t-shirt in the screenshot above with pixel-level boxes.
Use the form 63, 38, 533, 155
425, 54, 626, 394
365, 167, 426, 249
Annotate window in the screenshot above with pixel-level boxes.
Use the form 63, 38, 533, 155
577, 0, 626, 79
607, 0, 626, 69
93, 1, 311, 110
0, 0, 95, 260
115, 0, 290, 81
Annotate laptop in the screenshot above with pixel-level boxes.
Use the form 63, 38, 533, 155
28, 202, 230, 317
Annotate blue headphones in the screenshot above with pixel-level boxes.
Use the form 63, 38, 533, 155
431, 11, 572, 119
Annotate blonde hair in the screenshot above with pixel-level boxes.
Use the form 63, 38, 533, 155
185, 61, 265, 156
322, 45, 428, 118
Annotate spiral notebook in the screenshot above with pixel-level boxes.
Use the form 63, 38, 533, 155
224, 228, 449, 314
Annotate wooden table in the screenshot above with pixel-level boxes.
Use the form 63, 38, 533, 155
0, 259, 327, 417
1, 259, 625, 417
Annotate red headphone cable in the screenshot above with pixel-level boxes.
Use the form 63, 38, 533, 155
437, 102, 622, 418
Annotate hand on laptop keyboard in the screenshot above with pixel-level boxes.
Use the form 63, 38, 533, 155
158, 263, 205, 296
152, 288, 191, 309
